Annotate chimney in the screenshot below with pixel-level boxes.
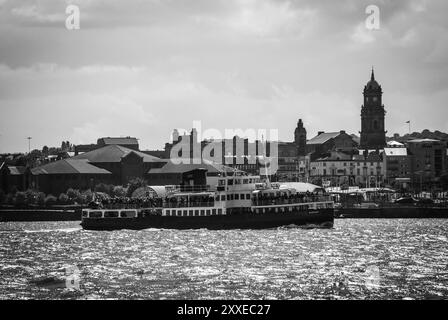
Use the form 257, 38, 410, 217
340, 130, 346, 134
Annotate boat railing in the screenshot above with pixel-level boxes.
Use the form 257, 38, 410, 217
165, 201, 215, 208
167, 185, 210, 193
252, 196, 332, 207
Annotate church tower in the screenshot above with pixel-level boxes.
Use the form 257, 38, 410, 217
294, 119, 307, 156
360, 69, 386, 150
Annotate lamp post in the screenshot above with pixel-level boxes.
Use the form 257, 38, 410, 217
27, 137, 32, 154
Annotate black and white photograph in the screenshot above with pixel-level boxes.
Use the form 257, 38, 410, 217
0, 0, 447, 307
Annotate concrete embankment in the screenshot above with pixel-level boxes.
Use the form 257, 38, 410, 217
335, 206, 448, 219
0, 208, 82, 222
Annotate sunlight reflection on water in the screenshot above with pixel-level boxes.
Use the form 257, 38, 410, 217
0, 219, 447, 300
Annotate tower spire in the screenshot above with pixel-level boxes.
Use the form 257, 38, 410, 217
371, 66, 375, 81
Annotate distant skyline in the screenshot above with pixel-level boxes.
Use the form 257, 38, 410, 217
1, 0, 448, 153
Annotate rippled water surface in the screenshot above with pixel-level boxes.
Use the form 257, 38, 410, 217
0, 219, 447, 300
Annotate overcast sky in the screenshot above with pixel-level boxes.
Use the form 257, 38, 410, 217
0, 0, 447, 153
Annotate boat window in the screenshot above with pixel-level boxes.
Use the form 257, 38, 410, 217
215, 195, 220, 201
201, 210, 205, 216
218, 209, 222, 215
82, 211, 88, 218
289, 207, 293, 212
89, 211, 102, 218
221, 195, 225, 201
177, 210, 181, 216
206, 210, 210, 216
212, 209, 216, 215
165, 210, 170, 216
195, 210, 199, 215
189, 210, 193, 216
243, 179, 248, 184
121, 211, 136, 218
104, 211, 119, 218
235, 179, 241, 185
227, 194, 231, 201
235, 194, 240, 200
230, 194, 234, 200
228, 179, 234, 185
246, 194, 251, 200
218, 179, 225, 186
183, 210, 187, 216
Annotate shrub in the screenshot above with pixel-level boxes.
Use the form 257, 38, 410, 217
127, 178, 148, 197
0, 189, 5, 204
36, 192, 46, 206
5, 193, 14, 205
25, 189, 39, 205
45, 195, 57, 207
112, 186, 127, 198
66, 188, 82, 204
14, 192, 27, 207
82, 190, 94, 204
66, 188, 78, 199
10, 186, 18, 195
58, 193, 69, 204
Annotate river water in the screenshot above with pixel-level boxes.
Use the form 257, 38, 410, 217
0, 219, 447, 300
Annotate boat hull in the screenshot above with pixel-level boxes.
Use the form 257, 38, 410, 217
81, 208, 334, 231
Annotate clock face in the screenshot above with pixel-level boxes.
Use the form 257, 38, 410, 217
373, 96, 378, 102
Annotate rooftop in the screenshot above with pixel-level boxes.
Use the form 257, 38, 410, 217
408, 138, 441, 143
307, 132, 341, 145
72, 145, 164, 163
32, 159, 112, 175
148, 159, 243, 175
98, 137, 139, 145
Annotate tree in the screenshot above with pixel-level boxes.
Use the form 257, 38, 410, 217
42, 146, 49, 155
127, 178, 148, 197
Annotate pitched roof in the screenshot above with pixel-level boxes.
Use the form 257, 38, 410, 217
408, 138, 441, 143
32, 159, 111, 175
307, 132, 341, 145
72, 145, 163, 163
98, 137, 139, 145
9, 166, 26, 175
148, 159, 243, 174
316, 151, 351, 161
387, 141, 404, 147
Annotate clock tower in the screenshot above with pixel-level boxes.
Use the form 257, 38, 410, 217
360, 69, 386, 150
